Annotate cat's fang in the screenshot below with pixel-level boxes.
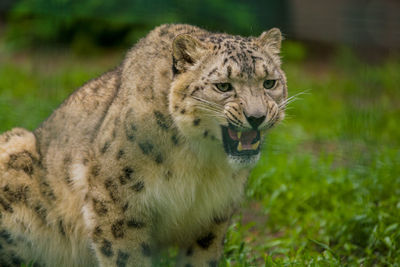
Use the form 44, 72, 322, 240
237, 141, 243, 151
251, 141, 260, 150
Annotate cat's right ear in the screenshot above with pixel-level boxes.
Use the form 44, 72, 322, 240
257, 28, 282, 55
172, 34, 206, 74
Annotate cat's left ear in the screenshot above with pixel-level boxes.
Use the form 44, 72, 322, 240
257, 28, 282, 55
172, 34, 206, 74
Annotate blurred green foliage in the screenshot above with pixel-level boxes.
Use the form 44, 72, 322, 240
4, 0, 288, 52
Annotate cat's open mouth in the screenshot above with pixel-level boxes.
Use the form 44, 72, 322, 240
221, 125, 261, 157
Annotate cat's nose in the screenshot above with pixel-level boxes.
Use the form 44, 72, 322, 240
245, 114, 266, 129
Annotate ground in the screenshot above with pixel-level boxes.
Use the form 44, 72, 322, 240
1, 42, 399, 266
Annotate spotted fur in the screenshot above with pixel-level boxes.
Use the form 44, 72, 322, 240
0, 24, 287, 266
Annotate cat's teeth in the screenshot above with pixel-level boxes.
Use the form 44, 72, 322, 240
237, 142, 243, 151
251, 141, 260, 150
237, 132, 242, 139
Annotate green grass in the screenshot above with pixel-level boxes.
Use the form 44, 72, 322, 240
0, 43, 399, 266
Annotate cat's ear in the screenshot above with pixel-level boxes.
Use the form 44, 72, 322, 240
172, 34, 206, 74
257, 28, 282, 55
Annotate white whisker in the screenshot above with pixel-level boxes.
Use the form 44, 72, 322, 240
279, 90, 310, 109
194, 106, 226, 119
191, 96, 224, 109
194, 105, 225, 115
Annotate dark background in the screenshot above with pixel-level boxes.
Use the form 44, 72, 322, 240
1, 0, 399, 53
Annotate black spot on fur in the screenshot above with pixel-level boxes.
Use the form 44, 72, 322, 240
11, 253, 23, 265
165, 170, 172, 180
93, 226, 103, 237
8, 151, 35, 176
123, 167, 134, 182
117, 149, 124, 160
155, 154, 163, 164
203, 130, 208, 138
125, 123, 136, 142
229, 55, 239, 65
91, 165, 100, 177
139, 141, 153, 155
64, 172, 72, 185
0, 196, 13, 213
100, 239, 114, 257
185, 264, 193, 267
116, 250, 130, 267
197, 232, 216, 249
180, 109, 186, 114
101, 141, 111, 154
208, 260, 218, 267
172, 56, 179, 75
111, 220, 125, 239
193, 118, 201, 126
159, 27, 169, 36
63, 154, 71, 165
141, 242, 151, 257
186, 246, 193, 256
171, 134, 179, 146
122, 203, 129, 212
161, 91, 169, 108
39, 181, 56, 201
208, 67, 218, 76
154, 110, 170, 130
58, 219, 66, 236
191, 86, 200, 96
91, 84, 99, 93
127, 218, 145, 228
34, 204, 47, 222
181, 93, 187, 100
131, 181, 144, 192
3, 185, 30, 203
4, 134, 10, 143
0, 230, 13, 244
105, 178, 119, 202
118, 175, 126, 185
214, 215, 228, 225
93, 198, 108, 216
227, 66, 232, 78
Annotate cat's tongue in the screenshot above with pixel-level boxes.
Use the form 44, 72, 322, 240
227, 128, 258, 149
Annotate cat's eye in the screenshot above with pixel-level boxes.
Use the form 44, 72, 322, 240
215, 83, 233, 92
263, 79, 276, 90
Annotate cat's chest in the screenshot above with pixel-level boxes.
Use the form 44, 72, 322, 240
146, 159, 246, 245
